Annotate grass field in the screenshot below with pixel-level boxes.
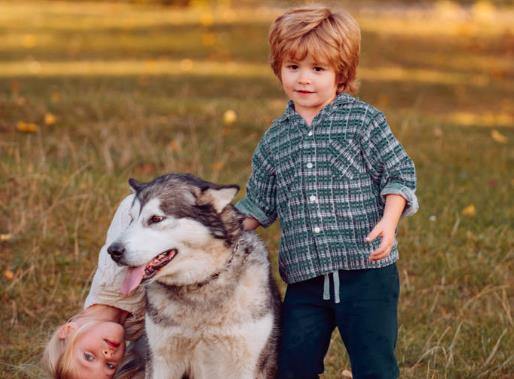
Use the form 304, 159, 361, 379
0, 1, 513, 378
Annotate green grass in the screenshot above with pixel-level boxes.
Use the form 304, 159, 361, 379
0, 1, 513, 378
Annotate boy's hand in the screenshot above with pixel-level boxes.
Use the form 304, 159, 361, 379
242, 217, 261, 231
366, 194, 406, 261
365, 218, 396, 262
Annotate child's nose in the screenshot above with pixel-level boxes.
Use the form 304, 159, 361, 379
103, 347, 115, 358
298, 70, 311, 84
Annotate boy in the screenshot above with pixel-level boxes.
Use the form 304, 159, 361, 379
236, 6, 418, 379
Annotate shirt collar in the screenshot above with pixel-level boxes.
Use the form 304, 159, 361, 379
277, 92, 355, 124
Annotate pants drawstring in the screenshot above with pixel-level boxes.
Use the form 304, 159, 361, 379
323, 273, 330, 300
322, 271, 341, 304
333, 270, 340, 304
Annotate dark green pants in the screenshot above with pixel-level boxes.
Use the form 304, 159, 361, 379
277, 263, 400, 379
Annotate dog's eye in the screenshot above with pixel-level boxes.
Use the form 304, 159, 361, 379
149, 215, 165, 224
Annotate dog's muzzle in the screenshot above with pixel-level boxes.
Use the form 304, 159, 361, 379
108, 242, 125, 263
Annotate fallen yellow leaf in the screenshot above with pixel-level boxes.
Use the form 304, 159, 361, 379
167, 139, 182, 153
211, 161, 224, 171
44, 113, 57, 126
22, 34, 36, 48
16, 121, 39, 133
3, 270, 14, 281
462, 204, 476, 217
51, 91, 61, 103
200, 13, 214, 27
223, 110, 237, 125
0, 233, 12, 241
202, 32, 217, 47
491, 130, 508, 144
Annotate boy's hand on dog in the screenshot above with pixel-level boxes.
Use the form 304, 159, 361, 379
242, 217, 261, 231
365, 219, 396, 262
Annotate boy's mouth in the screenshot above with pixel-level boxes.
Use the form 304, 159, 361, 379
295, 90, 315, 94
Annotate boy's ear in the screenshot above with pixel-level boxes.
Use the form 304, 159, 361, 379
58, 322, 77, 340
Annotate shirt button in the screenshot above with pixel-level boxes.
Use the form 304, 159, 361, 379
308, 131, 313, 136
306, 162, 313, 169
309, 195, 317, 202
314, 227, 321, 233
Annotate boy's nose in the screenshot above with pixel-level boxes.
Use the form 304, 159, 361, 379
298, 73, 311, 84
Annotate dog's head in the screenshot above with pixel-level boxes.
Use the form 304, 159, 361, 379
108, 173, 243, 294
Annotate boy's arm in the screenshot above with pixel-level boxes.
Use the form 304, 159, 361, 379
84, 194, 144, 313
366, 194, 406, 261
235, 137, 277, 228
360, 111, 419, 218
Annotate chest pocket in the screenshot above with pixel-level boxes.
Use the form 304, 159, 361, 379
328, 139, 363, 180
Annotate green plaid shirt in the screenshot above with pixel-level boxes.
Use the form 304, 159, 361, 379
236, 93, 418, 284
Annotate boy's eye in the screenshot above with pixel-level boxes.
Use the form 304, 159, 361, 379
83, 352, 95, 362
314, 66, 325, 72
287, 64, 298, 70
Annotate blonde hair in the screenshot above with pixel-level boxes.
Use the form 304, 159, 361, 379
269, 5, 361, 94
42, 314, 102, 379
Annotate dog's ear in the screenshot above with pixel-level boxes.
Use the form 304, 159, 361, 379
128, 178, 146, 193
199, 185, 239, 213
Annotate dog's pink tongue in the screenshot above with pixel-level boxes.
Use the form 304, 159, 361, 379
121, 265, 146, 296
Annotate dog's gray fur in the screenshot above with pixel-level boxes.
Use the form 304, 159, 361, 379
110, 173, 280, 379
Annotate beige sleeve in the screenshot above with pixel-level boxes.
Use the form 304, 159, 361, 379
84, 194, 145, 314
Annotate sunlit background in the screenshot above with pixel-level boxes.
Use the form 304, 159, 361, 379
0, 1, 513, 378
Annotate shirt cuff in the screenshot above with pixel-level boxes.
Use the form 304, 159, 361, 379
235, 197, 276, 227
380, 183, 419, 217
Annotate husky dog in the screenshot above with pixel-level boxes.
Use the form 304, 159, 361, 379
107, 173, 280, 379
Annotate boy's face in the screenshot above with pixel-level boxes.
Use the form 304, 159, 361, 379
280, 54, 338, 118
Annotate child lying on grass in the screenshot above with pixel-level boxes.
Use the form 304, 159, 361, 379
42, 195, 144, 379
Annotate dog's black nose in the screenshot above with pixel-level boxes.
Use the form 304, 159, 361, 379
107, 242, 125, 263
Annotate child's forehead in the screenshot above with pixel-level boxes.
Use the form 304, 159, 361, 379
283, 50, 330, 65
282, 41, 334, 66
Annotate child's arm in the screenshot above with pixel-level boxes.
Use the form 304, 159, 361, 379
360, 111, 418, 218
84, 194, 144, 314
366, 194, 406, 261
360, 111, 419, 261
236, 136, 277, 229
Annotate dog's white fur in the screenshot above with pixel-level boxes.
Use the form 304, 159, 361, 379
113, 178, 279, 379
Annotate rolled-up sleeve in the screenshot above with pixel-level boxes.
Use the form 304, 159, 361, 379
235, 138, 277, 227
361, 112, 419, 217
